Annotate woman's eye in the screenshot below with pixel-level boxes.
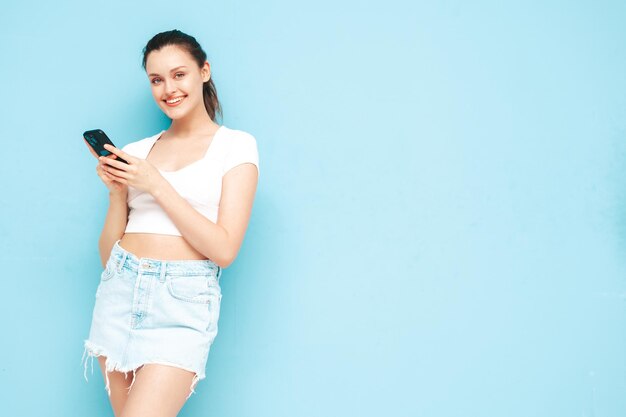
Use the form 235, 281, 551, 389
151, 78, 161, 85
175, 72, 185, 78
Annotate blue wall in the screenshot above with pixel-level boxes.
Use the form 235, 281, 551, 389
1, 1, 625, 416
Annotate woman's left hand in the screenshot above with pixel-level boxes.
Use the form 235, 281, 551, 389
99, 143, 165, 195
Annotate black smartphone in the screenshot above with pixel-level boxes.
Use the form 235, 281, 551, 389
83, 129, 129, 164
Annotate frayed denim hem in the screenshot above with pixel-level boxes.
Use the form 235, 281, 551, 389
81, 340, 203, 400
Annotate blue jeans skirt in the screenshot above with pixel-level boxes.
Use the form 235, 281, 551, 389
81, 239, 222, 399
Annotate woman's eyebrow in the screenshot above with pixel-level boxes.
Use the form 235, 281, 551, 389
148, 66, 187, 77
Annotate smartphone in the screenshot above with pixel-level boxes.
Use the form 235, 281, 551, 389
83, 129, 129, 164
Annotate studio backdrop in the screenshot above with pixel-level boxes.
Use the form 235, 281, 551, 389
1, 1, 625, 416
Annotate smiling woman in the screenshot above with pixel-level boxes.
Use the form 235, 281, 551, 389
80, 29, 259, 417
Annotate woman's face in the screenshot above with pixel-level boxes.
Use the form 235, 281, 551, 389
145, 45, 210, 119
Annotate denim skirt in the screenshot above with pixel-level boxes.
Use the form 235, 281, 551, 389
81, 239, 222, 399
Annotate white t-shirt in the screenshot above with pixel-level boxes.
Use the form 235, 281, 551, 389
121, 125, 259, 236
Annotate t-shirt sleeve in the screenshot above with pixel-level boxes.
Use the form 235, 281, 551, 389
222, 132, 260, 177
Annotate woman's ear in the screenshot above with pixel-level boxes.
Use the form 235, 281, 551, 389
202, 61, 211, 82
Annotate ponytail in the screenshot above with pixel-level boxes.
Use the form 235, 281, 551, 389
202, 78, 222, 122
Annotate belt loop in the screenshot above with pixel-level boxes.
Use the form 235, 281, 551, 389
118, 250, 128, 274
160, 261, 167, 283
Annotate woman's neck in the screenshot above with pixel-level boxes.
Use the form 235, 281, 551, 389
168, 105, 219, 138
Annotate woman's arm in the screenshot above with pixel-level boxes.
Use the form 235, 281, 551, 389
98, 143, 259, 268
98, 192, 128, 268
152, 163, 258, 268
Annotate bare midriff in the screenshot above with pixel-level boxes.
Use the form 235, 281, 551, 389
118, 233, 208, 261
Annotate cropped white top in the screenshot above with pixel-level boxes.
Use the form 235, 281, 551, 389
122, 125, 259, 236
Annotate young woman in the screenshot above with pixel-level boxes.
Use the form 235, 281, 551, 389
80, 29, 259, 417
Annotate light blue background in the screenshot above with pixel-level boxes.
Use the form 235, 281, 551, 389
1, 1, 625, 416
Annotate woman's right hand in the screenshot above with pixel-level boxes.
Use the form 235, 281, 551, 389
83, 138, 128, 196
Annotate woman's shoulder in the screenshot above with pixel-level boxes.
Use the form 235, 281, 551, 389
219, 125, 260, 175
220, 125, 255, 137
219, 125, 257, 148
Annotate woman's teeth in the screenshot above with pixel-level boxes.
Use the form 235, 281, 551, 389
166, 96, 185, 105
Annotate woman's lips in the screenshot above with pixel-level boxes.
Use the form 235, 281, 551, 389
164, 95, 186, 107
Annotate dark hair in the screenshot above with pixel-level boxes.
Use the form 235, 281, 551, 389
141, 29, 223, 122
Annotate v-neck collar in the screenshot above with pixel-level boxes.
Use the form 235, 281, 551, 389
146, 125, 224, 173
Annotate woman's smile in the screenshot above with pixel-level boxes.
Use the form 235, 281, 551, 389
165, 95, 187, 107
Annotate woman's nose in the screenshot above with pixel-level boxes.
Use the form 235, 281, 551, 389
163, 79, 177, 94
